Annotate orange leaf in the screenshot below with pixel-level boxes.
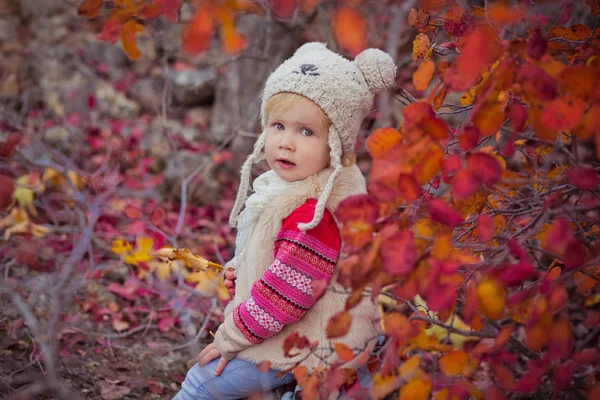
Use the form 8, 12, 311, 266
79, 0, 103, 19
366, 128, 402, 158
419, 0, 447, 14
121, 20, 144, 60
413, 59, 435, 91
398, 174, 421, 202
221, 21, 246, 54
335, 194, 378, 251
334, 343, 354, 362
124, 204, 142, 219
444, 6, 476, 37
476, 278, 505, 319
560, 65, 600, 102
326, 311, 352, 338
399, 378, 431, 400
182, 8, 214, 55
398, 356, 421, 380
574, 104, 600, 140
301, 0, 320, 13
546, 266, 562, 281
333, 7, 367, 56
439, 350, 469, 376
414, 145, 443, 184
420, 117, 449, 141
473, 101, 506, 137
383, 312, 418, 340
495, 324, 513, 348
293, 365, 309, 385
413, 33, 431, 62
487, 3, 526, 25
408, 8, 431, 29
542, 95, 586, 132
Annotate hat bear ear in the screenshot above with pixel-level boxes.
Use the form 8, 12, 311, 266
354, 48, 397, 93
293, 42, 327, 56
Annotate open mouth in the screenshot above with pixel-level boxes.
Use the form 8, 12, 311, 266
277, 158, 296, 168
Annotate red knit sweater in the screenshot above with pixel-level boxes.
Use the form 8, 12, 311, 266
232, 199, 342, 344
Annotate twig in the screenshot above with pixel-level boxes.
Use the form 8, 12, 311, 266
168, 297, 218, 351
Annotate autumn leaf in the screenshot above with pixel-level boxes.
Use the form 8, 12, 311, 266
439, 350, 469, 376
79, 0, 103, 19
542, 95, 586, 132
476, 214, 495, 241
413, 33, 431, 62
413, 60, 435, 91
399, 378, 431, 400
443, 6, 476, 37
408, 8, 431, 30
567, 167, 598, 190
121, 20, 144, 60
477, 278, 505, 319
183, 7, 214, 55
383, 312, 418, 340
508, 102, 528, 132
272, 0, 298, 18
427, 199, 463, 228
0, 133, 22, 158
419, 0, 446, 14
156, 0, 181, 23
333, 7, 366, 56
466, 152, 503, 186
0, 175, 14, 211
486, 3, 526, 25
380, 229, 417, 275
335, 195, 379, 251
97, 16, 123, 43
326, 311, 352, 338
366, 128, 402, 158
334, 343, 354, 362
473, 101, 506, 136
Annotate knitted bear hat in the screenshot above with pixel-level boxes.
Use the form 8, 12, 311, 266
230, 42, 397, 231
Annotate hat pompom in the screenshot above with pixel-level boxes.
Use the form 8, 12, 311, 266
354, 48, 397, 92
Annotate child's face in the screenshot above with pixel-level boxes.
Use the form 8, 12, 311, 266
264, 98, 330, 182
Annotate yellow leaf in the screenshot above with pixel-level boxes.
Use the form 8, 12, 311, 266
370, 373, 399, 400
124, 237, 153, 265
13, 175, 39, 216
413, 33, 431, 62
111, 239, 133, 255
413, 59, 435, 91
399, 378, 431, 400
398, 356, 421, 380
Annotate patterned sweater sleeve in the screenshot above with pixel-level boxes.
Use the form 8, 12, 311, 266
213, 199, 341, 360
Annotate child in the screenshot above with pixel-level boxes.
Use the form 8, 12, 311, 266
174, 42, 396, 400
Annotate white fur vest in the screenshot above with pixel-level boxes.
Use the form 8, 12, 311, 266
221, 165, 379, 373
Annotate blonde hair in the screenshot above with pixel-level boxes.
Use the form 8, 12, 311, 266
265, 92, 330, 130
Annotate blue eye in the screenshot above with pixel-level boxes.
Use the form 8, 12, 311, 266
301, 128, 313, 137
274, 123, 284, 130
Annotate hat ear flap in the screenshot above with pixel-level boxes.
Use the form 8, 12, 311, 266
354, 48, 397, 93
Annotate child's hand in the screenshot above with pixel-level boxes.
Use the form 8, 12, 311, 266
223, 268, 236, 296
198, 342, 230, 376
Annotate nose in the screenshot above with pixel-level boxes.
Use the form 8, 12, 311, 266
278, 130, 295, 152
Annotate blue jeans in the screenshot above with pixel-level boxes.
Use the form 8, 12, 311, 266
173, 357, 295, 400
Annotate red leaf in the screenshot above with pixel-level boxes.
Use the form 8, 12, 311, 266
458, 126, 480, 151
425, 284, 457, 312
548, 317, 573, 359
444, 6, 476, 37
553, 364, 572, 394
427, 199, 463, 228
157, 0, 180, 22
544, 218, 573, 255
563, 239, 586, 270
150, 207, 165, 225
466, 153, 502, 186
402, 102, 435, 128
97, 16, 123, 44
542, 95, 586, 132
476, 214, 494, 241
0, 133, 22, 157
513, 367, 546, 393
140, 3, 162, 19
498, 261, 536, 287
380, 229, 417, 275
335, 194, 379, 251
124, 205, 142, 219
508, 102, 528, 132
283, 332, 311, 357
567, 167, 598, 190
157, 316, 176, 333
451, 168, 478, 199
527, 31, 547, 60
518, 64, 557, 101
182, 8, 214, 55
442, 155, 462, 182
147, 380, 164, 394
272, 0, 298, 18
0, 175, 15, 211
398, 174, 421, 202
